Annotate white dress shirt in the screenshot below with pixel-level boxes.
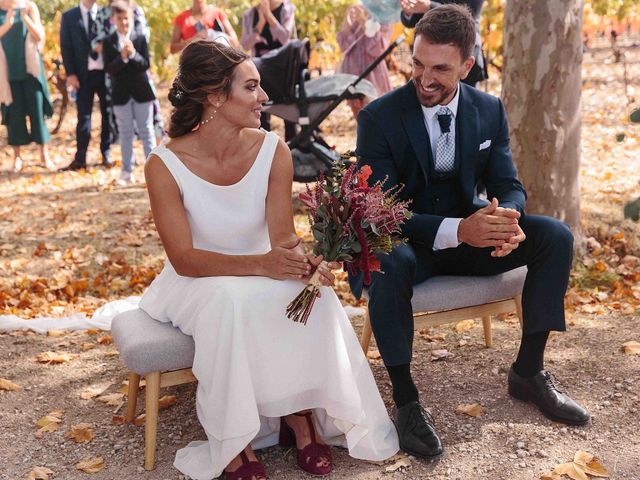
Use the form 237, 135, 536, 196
79, 2, 104, 71
420, 84, 462, 251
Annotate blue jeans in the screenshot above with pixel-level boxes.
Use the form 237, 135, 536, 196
113, 99, 155, 173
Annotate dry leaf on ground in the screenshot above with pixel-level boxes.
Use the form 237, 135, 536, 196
455, 319, 475, 333
573, 451, 610, 477
455, 403, 483, 417
36, 351, 77, 364
80, 386, 104, 400
81, 342, 95, 351
540, 473, 562, 480
134, 413, 146, 426
75, 457, 105, 474
26, 466, 55, 480
0, 378, 21, 390
35, 410, 64, 437
430, 349, 451, 361
545, 450, 610, 480
65, 423, 94, 443
384, 455, 411, 472
111, 415, 126, 425
622, 340, 640, 355
554, 462, 589, 480
97, 334, 112, 345
96, 393, 124, 405
159, 395, 177, 409
116, 378, 146, 394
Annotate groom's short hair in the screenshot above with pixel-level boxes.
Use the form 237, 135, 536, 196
414, 4, 476, 60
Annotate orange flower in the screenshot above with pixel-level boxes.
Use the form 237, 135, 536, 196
357, 165, 373, 188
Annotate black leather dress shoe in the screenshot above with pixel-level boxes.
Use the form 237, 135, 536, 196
60, 160, 86, 171
394, 401, 443, 458
508, 367, 590, 425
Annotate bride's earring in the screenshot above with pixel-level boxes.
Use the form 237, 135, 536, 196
201, 103, 221, 126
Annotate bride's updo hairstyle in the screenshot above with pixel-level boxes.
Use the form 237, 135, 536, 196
167, 40, 250, 138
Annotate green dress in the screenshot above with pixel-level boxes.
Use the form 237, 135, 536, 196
0, 7, 52, 146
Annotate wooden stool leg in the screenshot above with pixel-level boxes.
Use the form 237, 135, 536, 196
482, 316, 493, 348
514, 294, 524, 330
126, 372, 140, 423
144, 371, 160, 471
360, 307, 373, 355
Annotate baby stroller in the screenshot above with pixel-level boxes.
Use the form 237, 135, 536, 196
254, 36, 404, 182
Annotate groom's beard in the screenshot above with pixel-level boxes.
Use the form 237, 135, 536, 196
413, 78, 456, 108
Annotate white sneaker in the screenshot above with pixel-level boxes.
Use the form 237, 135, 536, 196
117, 171, 134, 186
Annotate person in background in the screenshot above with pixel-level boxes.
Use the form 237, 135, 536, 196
92, 0, 164, 144
102, 0, 155, 185
400, 0, 488, 87
59, 0, 113, 171
241, 0, 297, 140
170, 0, 238, 54
337, 4, 392, 119
0, 0, 53, 171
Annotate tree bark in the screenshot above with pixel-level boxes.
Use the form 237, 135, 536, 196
502, 0, 584, 232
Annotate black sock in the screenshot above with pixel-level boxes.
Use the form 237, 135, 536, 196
386, 363, 419, 408
512, 331, 550, 378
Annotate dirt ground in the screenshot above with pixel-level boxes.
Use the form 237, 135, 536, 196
1, 41, 640, 479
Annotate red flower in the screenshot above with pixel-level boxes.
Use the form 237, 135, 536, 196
357, 165, 373, 188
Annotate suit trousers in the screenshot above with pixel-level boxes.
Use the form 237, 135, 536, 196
75, 70, 111, 164
367, 215, 573, 366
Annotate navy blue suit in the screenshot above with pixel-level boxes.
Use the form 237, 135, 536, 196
354, 82, 573, 366
60, 6, 111, 165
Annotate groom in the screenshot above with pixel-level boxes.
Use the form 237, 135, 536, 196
353, 4, 589, 458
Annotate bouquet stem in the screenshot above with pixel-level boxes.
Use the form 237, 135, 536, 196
286, 261, 327, 325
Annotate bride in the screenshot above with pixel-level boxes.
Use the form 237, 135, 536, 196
140, 39, 398, 480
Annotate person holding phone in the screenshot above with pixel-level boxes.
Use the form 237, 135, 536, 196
170, 0, 238, 54
240, 0, 297, 140
0, 0, 54, 172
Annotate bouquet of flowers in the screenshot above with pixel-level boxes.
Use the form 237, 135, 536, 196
286, 161, 411, 325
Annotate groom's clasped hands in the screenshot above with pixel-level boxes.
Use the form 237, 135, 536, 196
457, 197, 526, 257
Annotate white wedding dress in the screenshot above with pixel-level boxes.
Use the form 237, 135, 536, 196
139, 131, 399, 480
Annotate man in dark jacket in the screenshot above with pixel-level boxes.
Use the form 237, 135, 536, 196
353, 5, 589, 459
60, 0, 112, 170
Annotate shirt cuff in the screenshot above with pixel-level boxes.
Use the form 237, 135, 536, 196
433, 217, 462, 251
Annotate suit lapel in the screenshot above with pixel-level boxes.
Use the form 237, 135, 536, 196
399, 82, 431, 182
75, 9, 88, 42
456, 84, 480, 197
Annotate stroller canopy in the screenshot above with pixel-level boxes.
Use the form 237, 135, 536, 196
253, 39, 310, 105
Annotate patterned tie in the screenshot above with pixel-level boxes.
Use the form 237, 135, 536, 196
88, 12, 99, 60
435, 106, 455, 172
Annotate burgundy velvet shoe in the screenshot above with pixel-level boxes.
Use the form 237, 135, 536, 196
279, 412, 333, 477
224, 450, 266, 480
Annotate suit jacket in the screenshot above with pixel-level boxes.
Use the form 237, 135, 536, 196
356, 81, 526, 251
103, 31, 155, 106
60, 7, 94, 85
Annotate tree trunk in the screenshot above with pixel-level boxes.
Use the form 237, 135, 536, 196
502, 0, 584, 232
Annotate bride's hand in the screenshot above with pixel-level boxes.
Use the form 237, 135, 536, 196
303, 254, 340, 288
262, 237, 310, 280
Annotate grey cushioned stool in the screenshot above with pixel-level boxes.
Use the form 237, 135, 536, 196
111, 308, 196, 471
360, 267, 527, 354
